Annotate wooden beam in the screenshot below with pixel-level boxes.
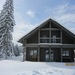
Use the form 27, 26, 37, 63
61, 30, 62, 43
49, 46, 51, 61
61, 47, 62, 62
38, 30, 40, 43
40, 28, 61, 30
38, 46, 40, 61
49, 20, 51, 43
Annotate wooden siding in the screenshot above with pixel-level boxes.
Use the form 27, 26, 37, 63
27, 32, 38, 43
18, 19, 75, 62
25, 47, 74, 62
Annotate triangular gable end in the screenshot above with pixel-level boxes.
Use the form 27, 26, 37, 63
18, 19, 75, 43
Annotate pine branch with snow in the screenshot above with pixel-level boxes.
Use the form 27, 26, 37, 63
0, 0, 15, 59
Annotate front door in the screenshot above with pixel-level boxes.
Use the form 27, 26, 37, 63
50, 50, 54, 61
40, 48, 54, 62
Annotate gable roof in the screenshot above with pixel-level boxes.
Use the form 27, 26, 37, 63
18, 18, 75, 43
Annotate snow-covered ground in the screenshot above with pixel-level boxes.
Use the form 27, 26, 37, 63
0, 55, 75, 75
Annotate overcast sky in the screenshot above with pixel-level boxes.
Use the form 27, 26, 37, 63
0, 0, 75, 44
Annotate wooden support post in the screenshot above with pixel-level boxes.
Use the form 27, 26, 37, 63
49, 46, 51, 61
61, 30, 62, 43
61, 47, 62, 62
49, 19, 51, 62
38, 46, 40, 61
38, 30, 40, 43
61, 30, 62, 62
49, 20, 51, 43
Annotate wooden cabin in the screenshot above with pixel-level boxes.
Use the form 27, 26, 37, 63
18, 19, 75, 62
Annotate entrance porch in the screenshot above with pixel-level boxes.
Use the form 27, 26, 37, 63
40, 48, 61, 62
26, 47, 74, 62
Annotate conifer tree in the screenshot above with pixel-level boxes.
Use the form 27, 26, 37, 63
0, 0, 15, 59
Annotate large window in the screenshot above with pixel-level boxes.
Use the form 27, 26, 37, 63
30, 50, 37, 57
40, 35, 49, 43
62, 50, 69, 56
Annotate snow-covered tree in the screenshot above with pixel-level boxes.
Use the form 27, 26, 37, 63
0, 0, 15, 59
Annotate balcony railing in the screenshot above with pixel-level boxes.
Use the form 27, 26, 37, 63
40, 37, 49, 43
40, 39, 49, 43
40, 37, 61, 43
51, 38, 61, 43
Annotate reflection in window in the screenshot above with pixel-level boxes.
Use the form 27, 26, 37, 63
66, 51, 69, 56
45, 50, 49, 61
30, 50, 33, 56
53, 35, 56, 43
30, 50, 37, 57
34, 50, 37, 56
62, 50, 69, 56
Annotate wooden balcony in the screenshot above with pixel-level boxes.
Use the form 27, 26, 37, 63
40, 37, 61, 43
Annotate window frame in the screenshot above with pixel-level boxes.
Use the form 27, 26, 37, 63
52, 35, 56, 43
30, 50, 38, 57
62, 50, 70, 56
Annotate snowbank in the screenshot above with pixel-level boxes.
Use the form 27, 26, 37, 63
0, 56, 75, 75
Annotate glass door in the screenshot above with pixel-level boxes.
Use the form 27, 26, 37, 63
50, 50, 54, 61
45, 50, 49, 61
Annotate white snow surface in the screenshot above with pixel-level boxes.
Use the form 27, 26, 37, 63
0, 55, 75, 75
